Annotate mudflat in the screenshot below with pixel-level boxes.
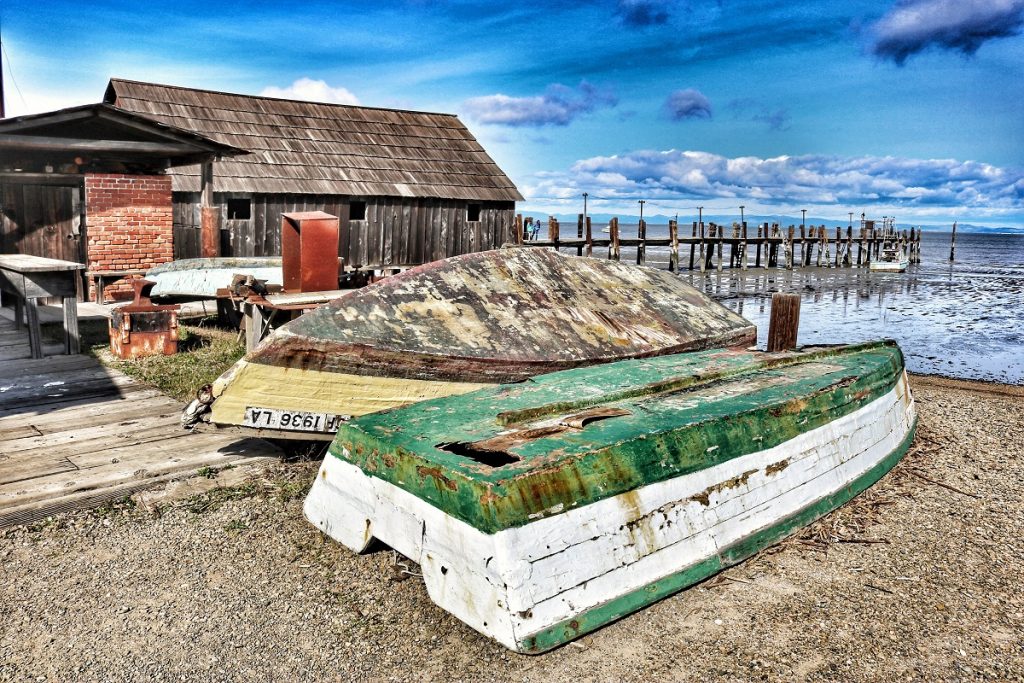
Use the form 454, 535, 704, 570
2, 374, 1021, 682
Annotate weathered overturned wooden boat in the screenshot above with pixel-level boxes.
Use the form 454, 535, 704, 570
146, 257, 283, 299
198, 248, 756, 438
305, 340, 917, 652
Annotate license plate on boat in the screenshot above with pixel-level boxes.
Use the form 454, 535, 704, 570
243, 407, 348, 433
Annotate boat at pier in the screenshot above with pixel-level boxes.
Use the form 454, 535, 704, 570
870, 243, 910, 272
305, 340, 917, 652
193, 248, 756, 439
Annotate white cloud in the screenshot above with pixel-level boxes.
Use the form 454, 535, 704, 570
522, 149, 1024, 220
260, 78, 359, 105
462, 81, 617, 127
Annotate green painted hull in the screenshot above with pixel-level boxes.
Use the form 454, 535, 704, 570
330, 341, 908, 534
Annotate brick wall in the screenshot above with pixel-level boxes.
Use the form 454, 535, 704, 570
84, 173, 173, 301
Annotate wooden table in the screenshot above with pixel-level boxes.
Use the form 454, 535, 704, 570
238, 290, 345, 351
0, 254, 85, 358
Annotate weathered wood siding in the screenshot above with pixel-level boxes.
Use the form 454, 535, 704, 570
0, 179, 84, 265
173, 193, 514, 266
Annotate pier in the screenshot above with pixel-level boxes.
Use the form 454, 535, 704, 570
515, 215, 923, 271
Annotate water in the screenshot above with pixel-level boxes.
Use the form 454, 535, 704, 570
577, 226, 1024, 384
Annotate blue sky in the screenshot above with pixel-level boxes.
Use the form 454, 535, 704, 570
2, 0, 1023, 228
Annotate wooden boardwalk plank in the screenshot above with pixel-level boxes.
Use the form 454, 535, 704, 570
0, 350, 283, 527
0, 403, 181, 453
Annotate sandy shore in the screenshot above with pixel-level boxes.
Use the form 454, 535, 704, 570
2, 374, 1022, 682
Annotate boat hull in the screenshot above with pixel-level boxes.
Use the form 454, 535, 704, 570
304, 343, 917, 651
146, 257, 283, 299
204, 249, 755, 438
869, 259, 909, 272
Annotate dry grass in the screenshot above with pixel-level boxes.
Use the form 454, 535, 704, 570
99, 322, 246, 403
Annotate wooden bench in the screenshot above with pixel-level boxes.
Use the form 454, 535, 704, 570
86, 269, 149, 304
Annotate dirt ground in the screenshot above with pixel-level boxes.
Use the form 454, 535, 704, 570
2, 375, 1022, 682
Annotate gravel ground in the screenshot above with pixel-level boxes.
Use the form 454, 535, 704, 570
2, 374, 1022, 682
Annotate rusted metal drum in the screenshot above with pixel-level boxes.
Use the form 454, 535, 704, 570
109, 279, 180, 359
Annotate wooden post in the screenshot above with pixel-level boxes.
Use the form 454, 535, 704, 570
577, 214, 585, 256
668, 219, 679, 272
845, 226, 853, 266
949, 221, 957, 262
729, 223, 738, 268
62, 296, 80, 355
834, 227, 841, 267
740, 221, 748, 270
585, 216, 593, 257
755, 223, 762, 268
200, 160, 221, 258
785, 226, 795, 269
609, 217, 620, 261
817, 227, 825, 267
636, 218, 647, 265
699, 221, 706, 273
767, 292, 801, 352
857, 227, 865, 266
688, 221, 697, 270
514, 213, 524, 244
716, 223, 724, 272
548, 216, 559, 251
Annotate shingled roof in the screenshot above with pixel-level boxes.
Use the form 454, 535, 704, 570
103, 78, 523, 202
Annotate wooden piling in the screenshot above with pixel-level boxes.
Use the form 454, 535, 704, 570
576, 214, 585, 256
585, 216, 593, 258
785, 226, 795, 270
636, 218, 647, 265
949, 221, 957, 262
609, 217, 620, 261
699, 221, 707, 273
548, 217, 559, 251
668, 219, 679, 272
688, 222, 697, 270
845, 226, 853, 266
514, 214, 524, 244
716, 224, 724, 272
755, 224, 763, 268
740, 221, 748, 270
767, 292, 801, 352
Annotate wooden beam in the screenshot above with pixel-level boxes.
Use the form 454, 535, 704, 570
0, 133, 211, 155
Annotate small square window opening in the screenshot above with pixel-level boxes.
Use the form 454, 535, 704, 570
467, 203, 482, 222
350, 201, 367, 221
227, 198, 251, 220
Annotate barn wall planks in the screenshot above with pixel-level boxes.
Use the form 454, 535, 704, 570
0, 180, 84, 265
172, 193, 515, 266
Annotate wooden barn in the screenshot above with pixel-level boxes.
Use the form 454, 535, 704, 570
103, 79, 523, 268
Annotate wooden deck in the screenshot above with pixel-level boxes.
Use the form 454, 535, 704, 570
0, 316, 282, 527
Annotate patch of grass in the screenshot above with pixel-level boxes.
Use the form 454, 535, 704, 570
223, 519, 248, 533
101, 323, 245, 403
197, 464, 233, 479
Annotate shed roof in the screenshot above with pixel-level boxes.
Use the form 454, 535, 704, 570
104, 78, 523, 201
0, 103, 245, 167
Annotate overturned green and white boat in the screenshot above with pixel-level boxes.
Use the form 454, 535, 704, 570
305, 340, 917, 653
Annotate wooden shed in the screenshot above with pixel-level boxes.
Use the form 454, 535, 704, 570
103, 79, 523, 268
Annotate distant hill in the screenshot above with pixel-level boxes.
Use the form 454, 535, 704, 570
519, 211, 1021, 234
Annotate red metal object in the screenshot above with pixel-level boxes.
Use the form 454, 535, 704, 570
109, 279, 180, 359
281, 211, 340, 292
